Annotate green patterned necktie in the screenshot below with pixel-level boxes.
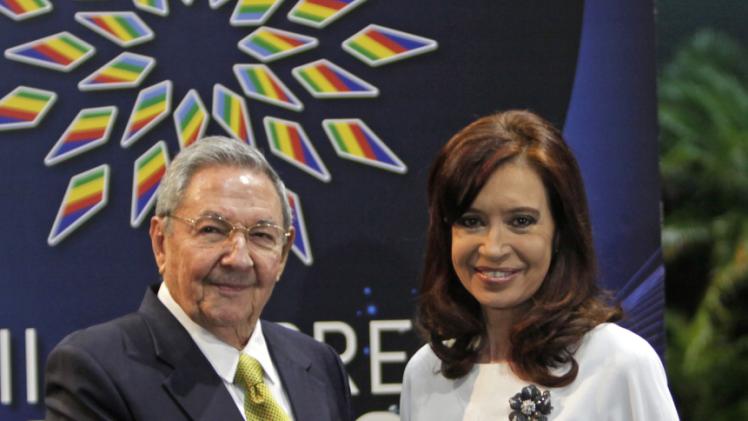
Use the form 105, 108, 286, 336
234, 354, 291, 421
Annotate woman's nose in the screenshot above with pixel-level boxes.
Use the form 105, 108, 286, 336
478, 225, 511, 259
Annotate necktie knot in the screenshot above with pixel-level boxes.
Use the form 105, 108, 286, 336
235, 354, 264, 388
234, 353, 291, 421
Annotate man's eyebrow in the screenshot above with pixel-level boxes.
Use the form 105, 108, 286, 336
197, 211, 280, 227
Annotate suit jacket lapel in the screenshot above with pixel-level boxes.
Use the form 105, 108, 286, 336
138, 286, 244, 421
263, 321, 332, 420
163, 361, 242, 421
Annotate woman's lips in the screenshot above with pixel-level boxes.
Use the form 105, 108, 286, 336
475, 267, 520, 284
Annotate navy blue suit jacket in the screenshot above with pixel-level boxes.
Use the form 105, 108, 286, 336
44, 285, 353, 421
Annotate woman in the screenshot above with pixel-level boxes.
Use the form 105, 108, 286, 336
400, 110, 678, 420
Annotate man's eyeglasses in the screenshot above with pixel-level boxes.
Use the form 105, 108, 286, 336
167, 213, 290, 254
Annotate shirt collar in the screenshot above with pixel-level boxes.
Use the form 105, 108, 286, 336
157, 282, 281, 387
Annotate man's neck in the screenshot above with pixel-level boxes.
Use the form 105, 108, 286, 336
202, 322, 256, 350
157, 282, 258, 349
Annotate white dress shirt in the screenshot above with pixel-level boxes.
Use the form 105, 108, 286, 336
400, 323, 679, 420
158, 283, 295, 420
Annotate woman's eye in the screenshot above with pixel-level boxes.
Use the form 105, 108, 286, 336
455, 215, 482, 228
510, 215, 536, 228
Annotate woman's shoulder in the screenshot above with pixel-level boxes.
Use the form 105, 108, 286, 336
401, 344, 479, 420
576, 323, 663, 368
584, 323, 657, 351
570, 324, 680, 419
404, 344, 441, 377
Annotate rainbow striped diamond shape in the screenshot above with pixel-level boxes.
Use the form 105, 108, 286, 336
5, 31, 96, 72
343, 24, 438, 67
173, 89, 208, 150
264, 116, 330, 182
210, 0, 232, 9
48, 164, 110, 246
212, 84, 254, 145
133, 0, 169, 17
4, 0, 439, 257
286, 188, 313, 266
230, 0, 283, 26
287, 0, 366, 29
79, 52, 156, 91
0, 86, 57, 131
0, 0, 52, 21
323, 118, 407, 174
121, 80, 173, 148
75, 11, 155, 48
131, 141, 169, 227
45, 106, 118, 166
292, 59, 378, 98
238, 26, 318, 63
234, 64, 303, 112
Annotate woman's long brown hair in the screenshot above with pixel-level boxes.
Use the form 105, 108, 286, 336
417, 110, 621, 386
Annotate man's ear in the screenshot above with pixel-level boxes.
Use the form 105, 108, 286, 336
150, 216, 167, 274
276, 227, 296, 282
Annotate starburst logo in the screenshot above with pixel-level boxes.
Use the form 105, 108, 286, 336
0, 0, 437, 266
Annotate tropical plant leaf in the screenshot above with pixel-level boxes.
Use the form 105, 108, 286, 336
660, 29, 748, 420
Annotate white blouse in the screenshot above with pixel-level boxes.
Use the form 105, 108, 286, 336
400, 323, 679, 420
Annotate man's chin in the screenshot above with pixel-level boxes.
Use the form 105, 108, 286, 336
199, 306, 254, 328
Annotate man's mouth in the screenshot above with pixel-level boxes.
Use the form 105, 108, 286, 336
205, 275, 254, 291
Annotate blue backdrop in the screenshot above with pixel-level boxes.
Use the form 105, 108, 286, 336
0, 1, 662, 419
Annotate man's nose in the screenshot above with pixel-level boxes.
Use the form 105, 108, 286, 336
221, 233, 255, 270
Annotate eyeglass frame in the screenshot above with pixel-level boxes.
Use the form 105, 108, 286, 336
165, 213, 291, 254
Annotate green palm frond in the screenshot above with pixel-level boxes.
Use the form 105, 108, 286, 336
660, 29, 748, 419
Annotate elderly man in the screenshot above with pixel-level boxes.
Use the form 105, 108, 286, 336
45, 136, 353, 420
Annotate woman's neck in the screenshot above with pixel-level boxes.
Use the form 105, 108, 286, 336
479, 307, 517, 363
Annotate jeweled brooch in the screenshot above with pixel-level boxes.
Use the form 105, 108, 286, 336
509, 384, 552, 421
